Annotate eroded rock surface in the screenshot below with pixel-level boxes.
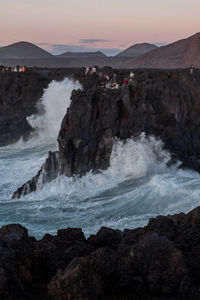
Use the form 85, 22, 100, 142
13, 68, 200, 198
1, 206, 200, 299
0, 71, 50, 145
0, 67, 98, 146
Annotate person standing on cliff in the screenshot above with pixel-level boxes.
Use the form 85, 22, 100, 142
85, 66, 90, 75
190, 64, 194, 74
129, 71, 134, 79
90, 66, 96, 75
123, 78, 128, 84
105, 73, 110, 82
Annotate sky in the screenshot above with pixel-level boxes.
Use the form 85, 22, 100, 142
0, 0, 200, 55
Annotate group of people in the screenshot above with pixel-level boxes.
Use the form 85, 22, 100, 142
1, 66, 26, 72
85, 66, 97, 75
190, 64, 195, 74
122, 71, 135, 85
84, 66, 136, 90
100, 72, 119, 89
103, 71, 135, 90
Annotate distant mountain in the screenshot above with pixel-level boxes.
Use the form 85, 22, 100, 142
116, 43, 158, 58
124, 33, 200, 68
0, 41, 53, 59
58, 51, 107, 58
1, 33, 200, 69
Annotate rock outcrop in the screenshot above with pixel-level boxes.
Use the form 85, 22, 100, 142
0, 71, 51, 146
1, 206, 200, 299
13, 68, 200, 198
0, 67, 92, 146
0, 67, 119, 146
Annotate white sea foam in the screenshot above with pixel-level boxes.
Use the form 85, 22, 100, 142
26, 78, 81, 145
1, 134, 200, 238
1, 79, 200, 238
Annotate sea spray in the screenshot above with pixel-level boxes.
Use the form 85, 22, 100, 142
27, 78, 82, 144
1, 134, 200, 237
18, 134, 172, 200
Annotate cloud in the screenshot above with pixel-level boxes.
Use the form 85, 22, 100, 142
48, 44, 121, 56
80, 39, 110, 44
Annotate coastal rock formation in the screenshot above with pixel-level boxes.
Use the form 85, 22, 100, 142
0, 71, 50, 146
13, 68, 200, 198
1, 206, 200, 299
0, 67, 94, 146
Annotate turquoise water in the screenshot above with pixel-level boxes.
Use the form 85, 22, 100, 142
1, 78, 200, 239
1, 137, 200, 239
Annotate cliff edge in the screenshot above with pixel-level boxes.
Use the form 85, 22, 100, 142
12, 68, 200, 198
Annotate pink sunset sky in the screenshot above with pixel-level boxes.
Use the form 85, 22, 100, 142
1, 0, 200, 55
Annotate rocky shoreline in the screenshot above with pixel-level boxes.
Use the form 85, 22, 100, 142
1, 68, 200, 299
0, 66, 125, 146
1, 206, 200, 299
11, 68, 200, 198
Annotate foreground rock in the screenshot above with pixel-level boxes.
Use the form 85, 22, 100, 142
1, 206, 200, 299
13, 68, 200, 198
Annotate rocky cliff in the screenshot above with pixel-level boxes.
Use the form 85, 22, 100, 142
1, 206, 200, 299
0, 71, 50, 146
12, 68, 200, 198
0, 67, 93, 146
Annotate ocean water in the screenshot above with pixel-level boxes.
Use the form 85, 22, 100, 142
1, 78, 200, 239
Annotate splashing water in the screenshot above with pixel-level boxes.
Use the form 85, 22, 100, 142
1, 79, 200, 238
27, 78, 81, 145
1, 132, 200, 239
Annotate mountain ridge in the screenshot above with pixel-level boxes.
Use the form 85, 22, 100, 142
0, 41, 53, 59
58, 51, 107, 58
116, 42, 158, 57
125, 32, 200, 68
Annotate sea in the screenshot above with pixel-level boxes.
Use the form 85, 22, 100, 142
1, 78, 200, 239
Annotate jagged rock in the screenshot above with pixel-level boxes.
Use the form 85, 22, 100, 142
88, 226, 122, 250
0, 67, 98, 146
13, 68, 200, 198
0, 71, 51, 146
1, 207, 200, 299
12, 151, 62, 199
48, 247, 118, 300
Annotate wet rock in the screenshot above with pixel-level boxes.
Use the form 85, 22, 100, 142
12, 151, 62, 199
88, 226, 122, 250
0, 71, 51, 146
129, 233, 186, 296
13, 68, 200, 198
48, 247, 118, 300
1, 207, 200, 299
0, 67, 98, 147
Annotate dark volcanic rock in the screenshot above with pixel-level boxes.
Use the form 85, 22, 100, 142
0, 67, 115, 147
0, 71, 51, 146
1, 207, 200, 299
13, 68, 200, 198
